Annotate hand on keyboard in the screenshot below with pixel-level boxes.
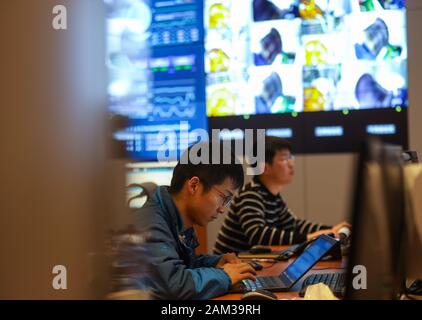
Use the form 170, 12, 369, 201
216, 253, 242, 267
222, 262, 256, 286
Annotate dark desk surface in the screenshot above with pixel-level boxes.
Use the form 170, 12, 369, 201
214, 245, 348, 300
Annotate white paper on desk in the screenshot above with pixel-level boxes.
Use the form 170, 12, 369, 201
303, 283, 339, 300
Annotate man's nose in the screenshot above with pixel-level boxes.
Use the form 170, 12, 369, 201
288, 160, 294, 168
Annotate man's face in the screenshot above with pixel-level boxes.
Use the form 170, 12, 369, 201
265, 149, 295, 186
262, 41, 277, 62
261, 73, 282, 106
261, 34, 281, 64
187, 177, 236, 227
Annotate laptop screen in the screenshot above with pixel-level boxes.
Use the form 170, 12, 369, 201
283, 235, 337, 282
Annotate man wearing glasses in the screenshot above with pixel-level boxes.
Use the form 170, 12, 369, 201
214, 136, 350, 254
136, 141, 256, 299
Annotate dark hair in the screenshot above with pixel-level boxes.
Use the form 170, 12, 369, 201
262, 136, 292, 165
262, 28, 282, 56
169, 141, 244, 194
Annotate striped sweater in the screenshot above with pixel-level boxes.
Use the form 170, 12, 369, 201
213, 176, 331, 254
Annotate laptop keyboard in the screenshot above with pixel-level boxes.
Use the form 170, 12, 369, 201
300, 272, 346, 297
243, 276, 282, 291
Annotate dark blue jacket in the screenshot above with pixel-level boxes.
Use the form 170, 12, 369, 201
136, 186, 231, 299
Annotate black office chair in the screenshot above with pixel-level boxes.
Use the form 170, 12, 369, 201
127, 182, 158, 209
402, 150, 419, 163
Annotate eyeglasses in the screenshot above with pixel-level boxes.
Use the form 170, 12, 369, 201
280, 154, 295, 162
212, 186, 233, 208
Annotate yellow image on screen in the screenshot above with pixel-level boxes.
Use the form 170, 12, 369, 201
209, 3, 230, 29
304, 87, 325, 111
207, 88, 236, 116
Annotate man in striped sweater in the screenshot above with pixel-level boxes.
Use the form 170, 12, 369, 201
214, 136, 350, 254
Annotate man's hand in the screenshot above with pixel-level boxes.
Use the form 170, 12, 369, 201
332, 221, 351, 233
222, 262, 256, 285
216, 253, 241, 268
306, 229, 336, 241
306, 221, 352, 241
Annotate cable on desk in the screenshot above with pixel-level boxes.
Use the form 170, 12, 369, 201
262, 261, 278, 269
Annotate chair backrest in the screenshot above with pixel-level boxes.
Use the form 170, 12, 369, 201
403, 150, 419, 163
127, 182, 158, 209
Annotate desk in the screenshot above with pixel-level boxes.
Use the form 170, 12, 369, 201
214, 246, 347, 300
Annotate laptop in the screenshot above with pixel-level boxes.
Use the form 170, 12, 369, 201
230, 234, 338, 293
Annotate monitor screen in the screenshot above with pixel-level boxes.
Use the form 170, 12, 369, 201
205, 0, 407, 116
106, 0, 409, 160
206, 0, 408, 153
284, 235, 336, 282
106, 0, 207, 161
403, 164, 422, 279
345, 139, 406, 299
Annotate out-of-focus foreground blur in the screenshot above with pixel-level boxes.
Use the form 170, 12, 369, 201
0, 0, 131, 299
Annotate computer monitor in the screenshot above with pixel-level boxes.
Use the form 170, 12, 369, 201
403, 163, 422, 280
106, 0, 409, 159
345, 138, 406, 299
206, 0, 409, 154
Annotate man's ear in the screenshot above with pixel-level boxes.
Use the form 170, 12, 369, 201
257, 161, 266, 175
187, 176, 200, 195
263, 162, 271, 175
